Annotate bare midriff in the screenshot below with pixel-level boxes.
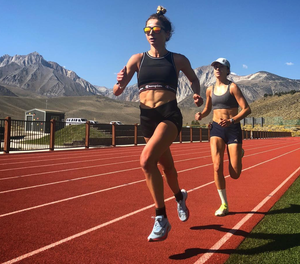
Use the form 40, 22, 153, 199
213, 108, 239, 123
139, 90, 176, 109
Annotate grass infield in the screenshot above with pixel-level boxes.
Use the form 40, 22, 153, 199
226, 175, 300, 264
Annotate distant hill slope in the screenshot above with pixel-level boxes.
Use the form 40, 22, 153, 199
1, 92, 299, 126
248, 92, 300, 120
0, 96, 140, 124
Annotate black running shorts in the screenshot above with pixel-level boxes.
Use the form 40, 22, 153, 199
140, 100, 183, 138
210, 121, 242, 144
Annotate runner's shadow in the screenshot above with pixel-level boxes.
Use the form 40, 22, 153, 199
169, 231, 300, 260
169, 204, 300, 260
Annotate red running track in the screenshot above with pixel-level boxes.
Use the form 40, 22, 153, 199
1, 137, 300, 264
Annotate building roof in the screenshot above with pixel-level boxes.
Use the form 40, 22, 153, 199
25, 108, 65, 114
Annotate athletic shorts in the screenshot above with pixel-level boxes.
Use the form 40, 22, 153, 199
140, 100, 183, 138
210, 121, 242, 144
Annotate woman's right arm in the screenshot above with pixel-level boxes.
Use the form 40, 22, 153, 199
113, 53, 142, 96
195, 86, 212, 120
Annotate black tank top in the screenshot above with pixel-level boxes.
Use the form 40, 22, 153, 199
211, 82, 239, 110
138, 52, 178, 94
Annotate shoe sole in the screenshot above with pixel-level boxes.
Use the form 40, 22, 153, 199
148, 224, 171, 242
215, 210, 229, 217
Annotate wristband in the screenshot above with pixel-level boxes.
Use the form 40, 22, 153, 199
230, 118, 234, 124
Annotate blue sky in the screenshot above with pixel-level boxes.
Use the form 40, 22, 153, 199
1, 0, 299, 88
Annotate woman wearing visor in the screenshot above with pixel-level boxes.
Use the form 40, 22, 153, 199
113, 6, 203, 241
195, 58, 251, 216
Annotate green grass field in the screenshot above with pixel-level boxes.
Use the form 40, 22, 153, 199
24, 124, 110, 146
226, 175, 300, 263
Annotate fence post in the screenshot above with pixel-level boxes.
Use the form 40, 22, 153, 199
190, 127, 193, 143
134, 124, 138, 146
4, 116, 11, 154
112, 123, 116, 147
85, 121, 90, 149
179, 130, 182, 143
50, 119, 55, 151
199, 127, 202, 142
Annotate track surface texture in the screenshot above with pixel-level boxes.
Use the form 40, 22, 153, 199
1, 137, 300, 264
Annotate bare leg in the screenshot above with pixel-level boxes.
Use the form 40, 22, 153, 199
140, 121, 178, 209
158, 148, 180, 195
210, 137, 226, 190
210, 137, 229, 216
227, 143, 243, 179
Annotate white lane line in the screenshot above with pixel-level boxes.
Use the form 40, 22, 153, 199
2, 150, 299, 263
194, 166, 300, 264
0, 162, 213, 217
0, 152, 208, 181
0, 143, 293, 182
0, 145, 207, 167
0, 167, 141, 194
0, 141, 288, 173
1, 145, 298, 194
0, 179, 146, 218
0, 148, 207, 174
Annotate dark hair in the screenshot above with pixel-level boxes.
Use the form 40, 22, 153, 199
146, 6, 173, 41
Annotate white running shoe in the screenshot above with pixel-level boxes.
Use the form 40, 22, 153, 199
147, 215, 171, 242
177, 189, 189, 222
215, 203, 229, 216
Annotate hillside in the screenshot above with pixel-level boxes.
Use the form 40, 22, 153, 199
1, 92, 299, 126
0, 96, 140, 124
248, 92, 300, 124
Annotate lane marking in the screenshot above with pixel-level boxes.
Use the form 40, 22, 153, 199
0, 145, 209, 167
194, 166, 300, 264
0, 179, 145, 218
0, 167, 141, 194
0, 148, 210, 173
0, 142, 294, 183
0, 141, 289, 173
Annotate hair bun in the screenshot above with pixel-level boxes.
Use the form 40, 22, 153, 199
156, 5, 167, 15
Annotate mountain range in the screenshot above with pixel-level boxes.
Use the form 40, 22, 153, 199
1, 52, 300, 105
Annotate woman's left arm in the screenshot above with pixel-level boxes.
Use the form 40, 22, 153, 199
231, 83, 251, 123
175, 54, 203, 107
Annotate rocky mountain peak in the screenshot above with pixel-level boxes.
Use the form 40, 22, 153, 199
0, 52, 105, 97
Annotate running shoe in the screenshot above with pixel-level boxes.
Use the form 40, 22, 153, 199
177, 189, 189, 222
215, 203, 229, 216
147, 215, 171, 242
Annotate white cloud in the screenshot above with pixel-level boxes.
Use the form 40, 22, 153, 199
285, 62, 294, 66
242, 64, 248, 69
231, 72, 237, 75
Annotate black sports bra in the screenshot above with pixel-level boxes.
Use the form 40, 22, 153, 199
137, 52, 178, 94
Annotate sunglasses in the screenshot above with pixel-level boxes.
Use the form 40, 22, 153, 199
143, 26, 165, 34
213, 64, 226, 69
